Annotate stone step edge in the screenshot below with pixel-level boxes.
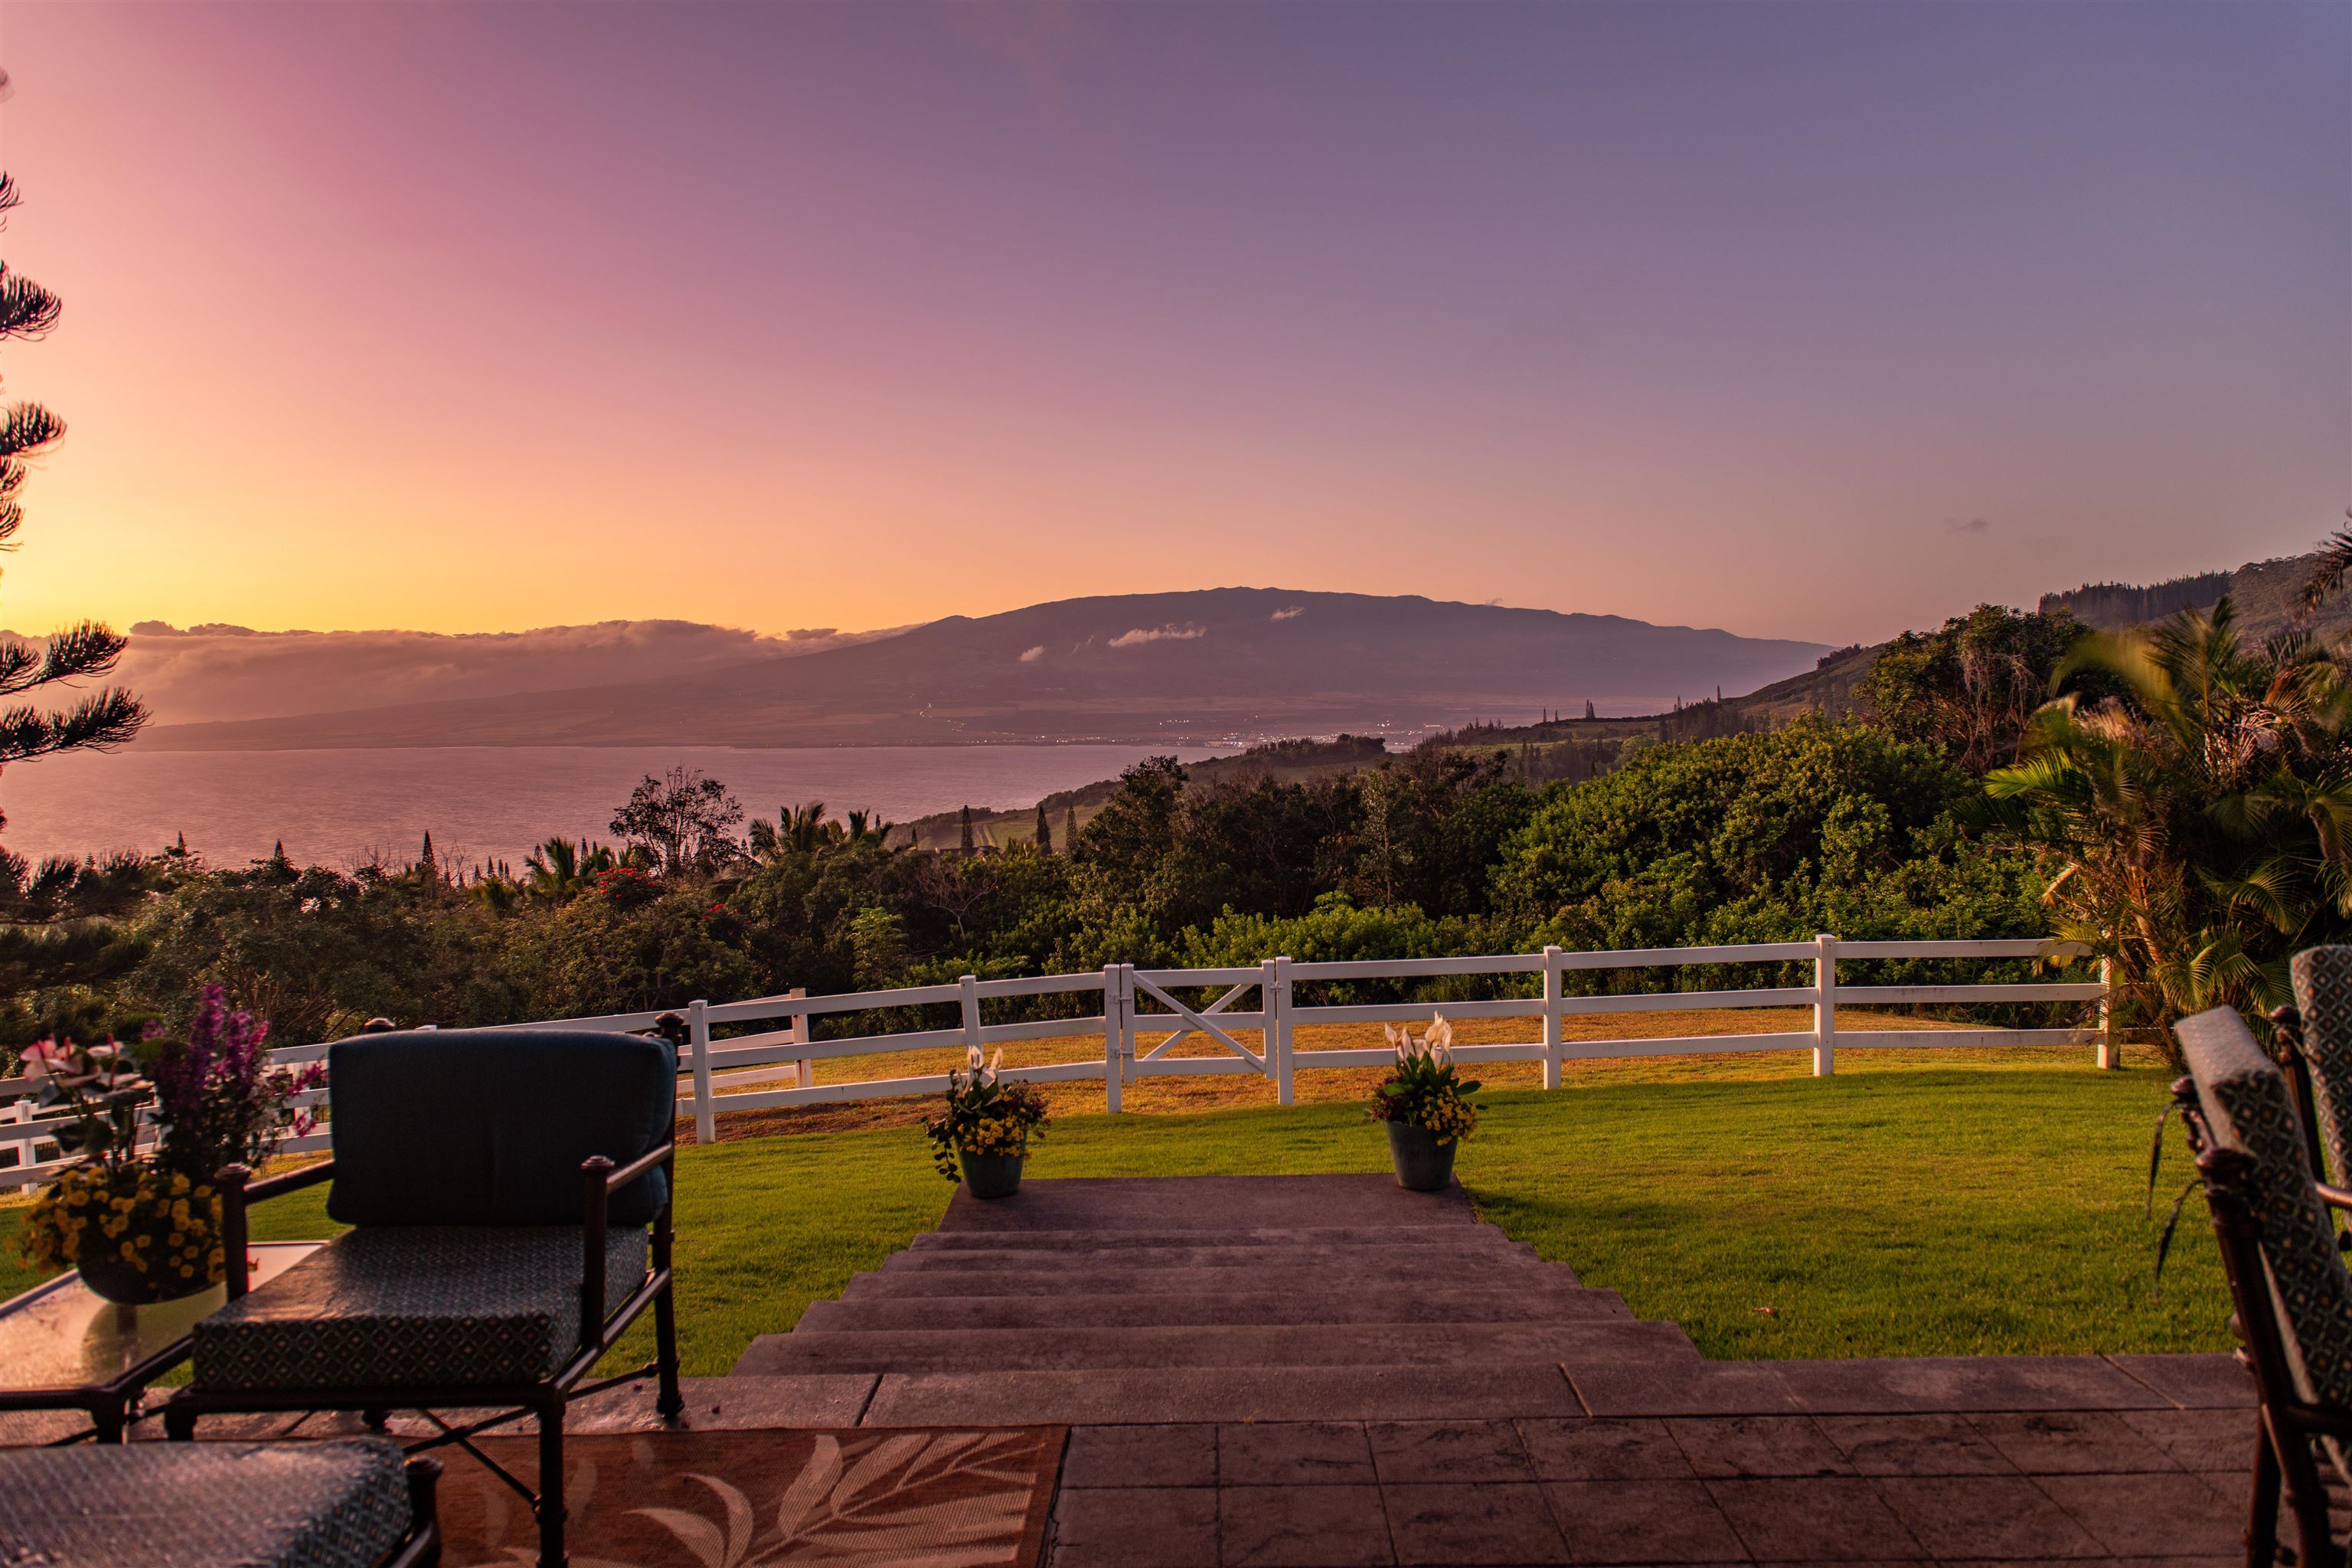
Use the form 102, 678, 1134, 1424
839, 1266, 1594, 1298
908, 1226, 1527, 1250
735, 1321, 1697, 1377
798, 1289, 1635, 1331
858, 1363, 1596, 1424
877, 1244, 1542, 1272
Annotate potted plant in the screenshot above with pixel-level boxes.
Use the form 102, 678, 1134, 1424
17, 987, 318, 1304
923, 1045, 1048, 1199
1370, 1014, 1481, 1192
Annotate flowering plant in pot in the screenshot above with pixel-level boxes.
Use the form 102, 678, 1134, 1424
18, 987, 319, 1304
1369, 1015, 1480, 1192
923, 1045, 1049, 1199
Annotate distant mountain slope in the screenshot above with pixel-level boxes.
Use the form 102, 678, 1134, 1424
2042, 552, 2347, 643
12, 619, 895, 727
136, 589, 1830, 750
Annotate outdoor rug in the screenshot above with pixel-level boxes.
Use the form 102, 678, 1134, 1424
436, 1426, 1063, 1567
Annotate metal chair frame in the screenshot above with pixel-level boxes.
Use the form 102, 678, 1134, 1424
161, 1142, 682, 1568
2175, 1072, 2350, 1568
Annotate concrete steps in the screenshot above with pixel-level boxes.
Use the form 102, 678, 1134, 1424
876, 1240, 1544, 1272
903, 1224, 1536, 1253
838, 1258, 1578, 1298
738, 1318, 1691, 1376
795, 1286, 1632, 1332
730, 1174, 1693, 1424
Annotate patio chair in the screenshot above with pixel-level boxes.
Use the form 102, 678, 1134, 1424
2175, 1004, 2352, 1568
2277, 946, 2352, 1184
162, 1024, 685, 1568
0, 1438, 440, 1566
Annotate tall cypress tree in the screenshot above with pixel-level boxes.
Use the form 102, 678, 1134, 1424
959, 804, 975, 853
1034, 802, 1051, 854
0, 175, 150, 1034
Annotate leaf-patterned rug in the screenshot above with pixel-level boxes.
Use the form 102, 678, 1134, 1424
436, 1426, 1063, 1567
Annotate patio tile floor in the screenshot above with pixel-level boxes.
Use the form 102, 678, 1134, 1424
1037, 1406, 2268, 1568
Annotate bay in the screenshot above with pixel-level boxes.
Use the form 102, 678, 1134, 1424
0, 744, 1222, 871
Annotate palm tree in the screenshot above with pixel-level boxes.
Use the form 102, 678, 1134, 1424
521, 837, 617, 903
2300, 510, 2352, 616
1979, 598, 2352, 1052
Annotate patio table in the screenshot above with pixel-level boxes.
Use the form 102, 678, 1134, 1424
0, 1242, 319, 1442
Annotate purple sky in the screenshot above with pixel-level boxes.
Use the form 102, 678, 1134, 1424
1, 2, 2344, 644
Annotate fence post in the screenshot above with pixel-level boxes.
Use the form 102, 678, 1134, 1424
2096, 956, 2118, 1070
1542, 945, 1564, 1090
1102, 965, 1124, 1114
1265, 957, 1294, 1106
688, 998, 715, 1145
786, 985, 809, 1090
959, 973, 984, 1058
1811, 936, 1837, 1077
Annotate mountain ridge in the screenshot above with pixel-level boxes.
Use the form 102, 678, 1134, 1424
133, 587, 1829, 751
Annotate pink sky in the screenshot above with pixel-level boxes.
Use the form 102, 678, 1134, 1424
0, 2, 2343, 645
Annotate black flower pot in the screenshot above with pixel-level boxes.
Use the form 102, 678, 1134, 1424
959, 1150, 1025, 1200
76, 1246, 201, 1306
1386, 1121, 1458, 1193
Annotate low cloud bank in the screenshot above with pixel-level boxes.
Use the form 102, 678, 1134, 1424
14, 619, 899, 727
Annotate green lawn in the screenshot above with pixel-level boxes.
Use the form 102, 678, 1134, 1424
0, 1058, 2230, 1377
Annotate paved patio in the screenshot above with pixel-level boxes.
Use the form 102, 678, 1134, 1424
0, 1173, 2275, 1566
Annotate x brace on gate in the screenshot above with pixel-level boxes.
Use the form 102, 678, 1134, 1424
1131, 972, 1265, 1070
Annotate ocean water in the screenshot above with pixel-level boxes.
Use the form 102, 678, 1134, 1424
0, 744, 1221, 871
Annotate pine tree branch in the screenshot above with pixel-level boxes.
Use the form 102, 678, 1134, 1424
0, 849, 151, 923
0, 403, 63, 466
0, 688, 148, 763
0, 622, 129, 697
0, 269, 61, 339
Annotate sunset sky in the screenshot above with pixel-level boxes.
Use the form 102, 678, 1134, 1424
0, 2, 2343, 646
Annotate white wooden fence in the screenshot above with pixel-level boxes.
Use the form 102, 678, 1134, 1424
0, 936, 2108, 1187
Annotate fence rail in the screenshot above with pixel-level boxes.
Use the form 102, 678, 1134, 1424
0, 935, 2108, 1188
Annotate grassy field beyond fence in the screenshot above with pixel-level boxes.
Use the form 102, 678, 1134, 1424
0, 1050, 2228, 1377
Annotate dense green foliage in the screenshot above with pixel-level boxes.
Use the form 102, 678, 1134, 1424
1982, 599, 2352, 1039
0, 711, 2062, 1048
1863, 604, 2096, 774
1498, 717, 2040, 956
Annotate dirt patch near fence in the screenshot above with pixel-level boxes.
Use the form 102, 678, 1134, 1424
679, 1008, 2144, 1145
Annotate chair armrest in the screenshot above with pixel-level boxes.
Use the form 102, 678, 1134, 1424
605, 1139, 674, 1194
579, 1156, 612, 1357
214, 1159, 335, 1302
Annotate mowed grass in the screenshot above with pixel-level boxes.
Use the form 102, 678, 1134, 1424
0, 1050, 2228, 1378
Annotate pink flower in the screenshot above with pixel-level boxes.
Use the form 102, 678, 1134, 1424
18, 1040, 67, 1082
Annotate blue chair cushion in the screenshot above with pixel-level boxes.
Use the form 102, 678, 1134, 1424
325, 1028, 675, 1227
192, 1225, 649, 1391
0, 1437, 409, 1567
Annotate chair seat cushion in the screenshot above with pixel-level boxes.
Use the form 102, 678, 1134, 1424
193, 1225, 649, 1391
0, 1437, 408, 1567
